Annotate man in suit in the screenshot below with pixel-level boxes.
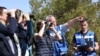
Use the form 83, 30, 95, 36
0, 6, 18, 56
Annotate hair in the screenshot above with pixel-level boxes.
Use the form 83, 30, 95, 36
45, 15, 55, 21
15, 9, 22, 19
0, 6, 7, 15
36, 20, 43, 32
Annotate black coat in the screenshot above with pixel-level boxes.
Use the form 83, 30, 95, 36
0, 17, 18, 56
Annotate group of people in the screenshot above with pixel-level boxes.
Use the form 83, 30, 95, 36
0, 6, 33, 56
34, 15, 99, 56
0, 6, 99, 56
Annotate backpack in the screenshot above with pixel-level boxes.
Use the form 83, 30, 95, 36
54, 26, 68, 56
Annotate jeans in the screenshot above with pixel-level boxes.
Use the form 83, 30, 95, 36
28, 45, 33, 56
20, 39, 27, 56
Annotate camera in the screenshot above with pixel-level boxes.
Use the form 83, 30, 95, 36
45, 21, 53, 27
29, 14, 36, 20
29, 14, 34, 19
7, 9, 34, 20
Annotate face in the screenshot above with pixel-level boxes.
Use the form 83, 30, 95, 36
80, 21, 88, 31
0, 9, 7, 21
48, 16, 57, 27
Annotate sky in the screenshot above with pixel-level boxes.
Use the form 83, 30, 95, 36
0, 0, 31, 13
0, 0, 99, 13
92, 0, 99, 3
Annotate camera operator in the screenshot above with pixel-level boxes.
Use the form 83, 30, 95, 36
0, 6, 18, 56
34, 20, 62, 56
72, 18, 99, 56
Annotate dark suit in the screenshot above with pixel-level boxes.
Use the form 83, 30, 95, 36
0, 17, 18, 56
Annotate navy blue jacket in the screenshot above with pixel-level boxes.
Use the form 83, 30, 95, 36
0, 17, 18, 56
16, 21, 33, 43
16, 23, 27, 39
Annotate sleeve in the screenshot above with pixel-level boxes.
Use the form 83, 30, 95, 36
18, 23, 24, 30
94, 33, 98, 42
0, 17, 17, 36
26, 20, 34, 36
17, 29, 27, 38
73, 34, 76, 43
34, 33, 39, 42
17, 23, 27, 38
59, 24, 69, 33
7, 17, 17, 34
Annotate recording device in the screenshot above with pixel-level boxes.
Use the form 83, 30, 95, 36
45, 21, 53, 27
78, 39, 93, 52
78, 45, 89, 52
7, 9, 34, 20
29, 14, 34, 19
37, 21, 53, 31
37, 21, 53, 27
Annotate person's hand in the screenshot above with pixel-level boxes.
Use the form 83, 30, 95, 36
23, 26, 27, 30
8, 9, 17, 17
18, 13, 23, 23
75, 16, 84, 21
87, 47, 94, 51
49, 24, 55, 31
49, 24, 58, 34
73, 47, 79, 51
41, 20, 45, 27
23, 13, 30, 21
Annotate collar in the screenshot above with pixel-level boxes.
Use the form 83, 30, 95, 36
80, 30, 89, 36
